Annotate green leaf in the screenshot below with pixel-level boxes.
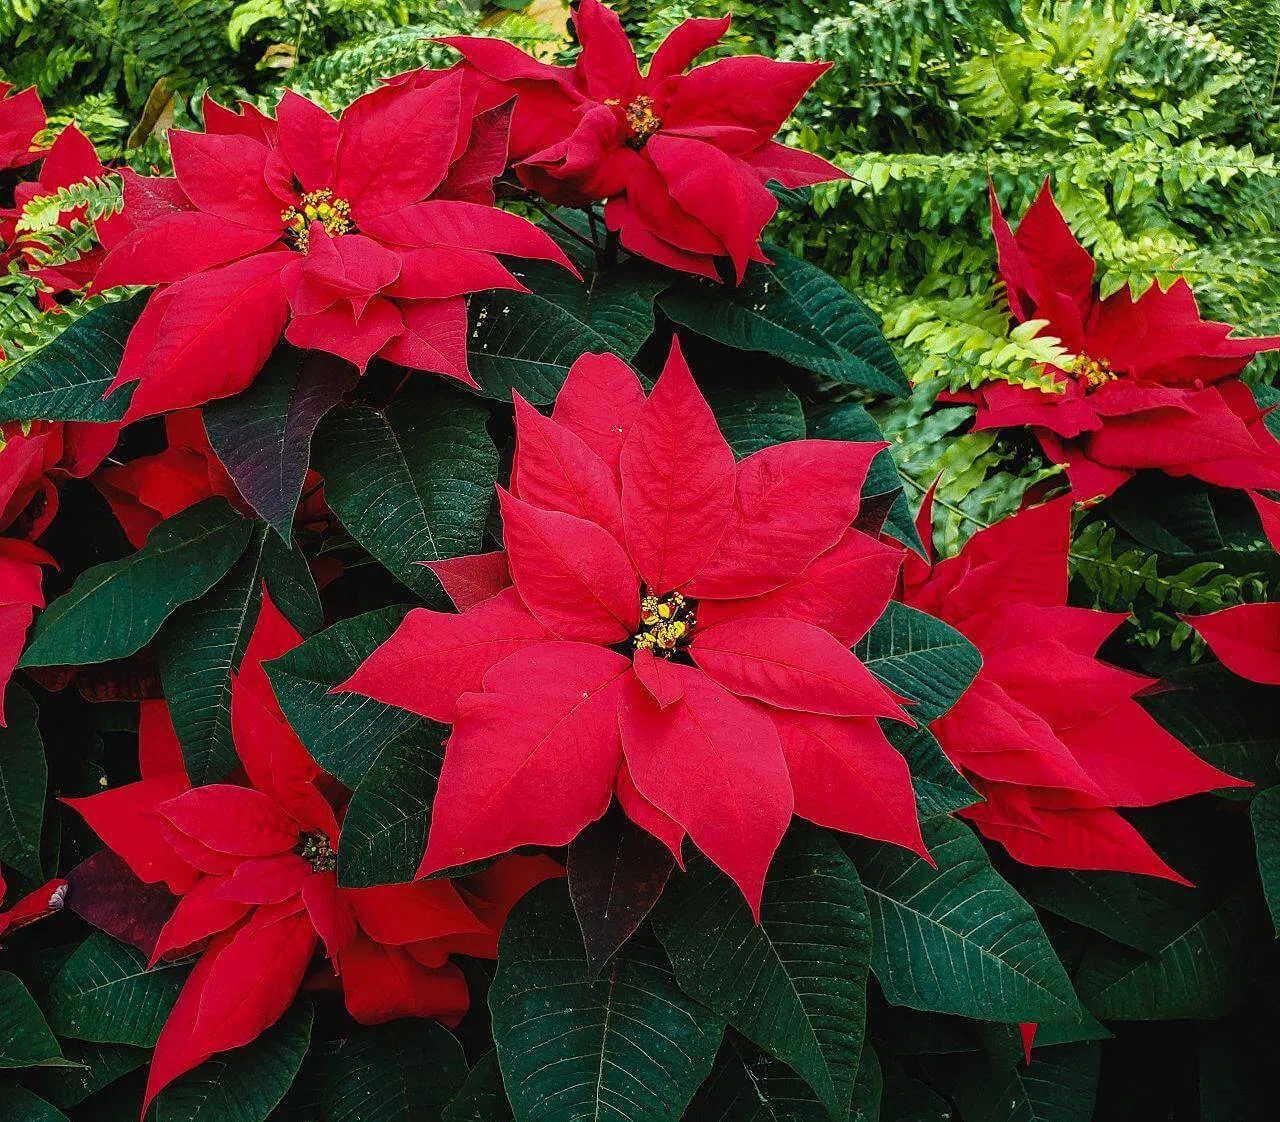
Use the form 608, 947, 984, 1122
854, 600, 982, 722
466, 289, 620, 404
515, 238, 667, 358
1251, 784, 1280, 933
26, 1041, 146, 1109
46, 933, 190, 1047
490, 880, 723, 1122
266, 606, 422, 788
314, 381, 498, 597
203, 344, 352, 541
159, 527, 320, 785
336, 722, 445, 888
852, 1044, 882, 1122
702, 368, 806, 457
0, 686, 47, 881
0, 295, 144, 423
652, 825, 870, 1115
321, 1019, 467, 1122
151, 998, 312, 1122
0, 971, 66, 1068
950, 1042, 1100, 1122
685, 1038, 835, 1122
0, 1081, 68, 1122
885, 724, 980, 820
20, 499, 253, 669
850, 815, 1082, 1024
1074, 888, 1270, 1020
442, 1051, 511, 1122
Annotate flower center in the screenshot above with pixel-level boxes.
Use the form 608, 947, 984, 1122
1070, 354, 1118, 392
633, 591, 696, 655
606, 95, 662, 147
281, 189, 353, 252
296, 831, 337, 873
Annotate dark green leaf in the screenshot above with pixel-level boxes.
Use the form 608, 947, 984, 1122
0, 295, 145, 423
0, 1081, 68, 1121
567, 810, 675, 977
442, 1051, 511, 1122
336, 722, 445, 888
466, 289, 619, 403
0, 686, 47, 881
152, 998, 312, 1122
702, 369, 806, 457
685, 1037, 838, 1122
854, 601, 982, 722
46, 932, 190, 1047
26, 1041, 146, 1108
1251, 784, 1280, 933
850, 815, 1082, 1024
21, 499, 253, 668
490, 880, 723, 1122
1074, 888, 1269, 1020
885, 723, 980, 820
0, 971, 66, 1068
852, 1044, 882, 1122
314, 381, 497, 596
203, 344, 353, 541
653, 826, 870, 1115
266, 606, 423, 788
159, 527, 320, 785
950, 1042, 1100, 1122
321, 1019, 467, 1122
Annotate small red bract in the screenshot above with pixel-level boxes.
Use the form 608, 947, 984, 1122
902, 495, 1245, 880
1186, 492, 1280, 686
340, 340, 923, 915
950, 180, 1280, 500
65, 594, 559, 1112
415, 0, 845, 279
93, 81, 575, 420
0, 81, 45, 172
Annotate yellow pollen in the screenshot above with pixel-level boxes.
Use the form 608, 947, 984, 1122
281, 188, 353, 252
634, 591, 695, 655
1070, 353, 1118, 392
607, 94, 662, 146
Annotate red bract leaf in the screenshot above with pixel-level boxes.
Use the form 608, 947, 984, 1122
619, 664, 791, 916
337, 587, 551, 722
551, 352, 647, 475
217, 854, 311, 906
512, 392, 624, 541
144, 906, 317, 1113
619, 341, 735, 594
346, 880, 490, 945
615, 762, 685, 863
66, 850, 176, 956
498, 488, 639, 643
421, 643, 633, 875
339, 938, 469, 1025
151, 877, 251, 964
771, 711, 928, 859
0, 82, 45, 170
160, 785, 299, 857
1187, 603, 1280, 686
632, 646, 683, 709
379, 297, 473, 385
687, 439, 884, 599
691, 616, 907, 721
420, 550, 511, 611
168, 131, 283, 230
438, 97, 513, 205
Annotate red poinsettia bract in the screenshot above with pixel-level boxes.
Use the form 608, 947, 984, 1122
0, 81, 44, 171
65, 596, 559, 1112
1186, 492, 1280, 685
902, 496, 1244, 880
420, 0, 844, 279
0, 868, 66, 944
950, 181, 1280, 500
93, 79, 575, 420
0, 123, 124, 297
340, 342, 922, 913
0, 420, 117, 722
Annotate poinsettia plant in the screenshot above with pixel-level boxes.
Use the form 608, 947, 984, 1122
1, 3, 1278, 1121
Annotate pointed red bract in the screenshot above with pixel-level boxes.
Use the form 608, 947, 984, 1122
953, 181, 1280, 499
344, 338, 910, 910
422, 0, 845, 277
902, 500, 1247, 879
